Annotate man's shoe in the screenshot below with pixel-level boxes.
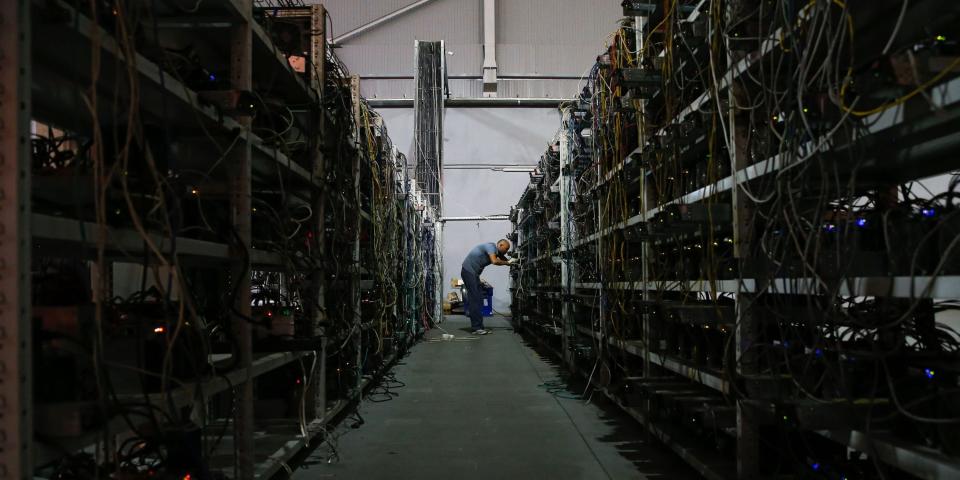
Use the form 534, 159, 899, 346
471, 329, 490, 335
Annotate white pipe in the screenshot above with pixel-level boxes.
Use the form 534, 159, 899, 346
333, 0, 438, 44
482, 0, 498, 97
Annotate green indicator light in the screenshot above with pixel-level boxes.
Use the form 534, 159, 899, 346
936, 35, 947, 42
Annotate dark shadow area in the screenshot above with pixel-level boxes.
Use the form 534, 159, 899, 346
284, 353, 413, 472
286, 316, 708, 480
519, 332, 704, 480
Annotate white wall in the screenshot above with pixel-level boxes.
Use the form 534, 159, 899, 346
323, 1, 594, 307
312, 0, 622, 99
380, 107, 561, 309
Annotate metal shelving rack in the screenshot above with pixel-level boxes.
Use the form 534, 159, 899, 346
511, 1, 960, 479
1, 2, 33, 479
3, 1, 440, 479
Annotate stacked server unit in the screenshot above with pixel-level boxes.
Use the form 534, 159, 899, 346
511, 1, 960, 478
1, 1, 441, 479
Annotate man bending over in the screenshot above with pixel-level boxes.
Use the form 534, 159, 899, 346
460, 239, 515, 334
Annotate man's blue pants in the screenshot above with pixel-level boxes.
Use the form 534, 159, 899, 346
460, 267, 484, 331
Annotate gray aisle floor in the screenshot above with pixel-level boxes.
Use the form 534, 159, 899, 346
291, 315, 701, 480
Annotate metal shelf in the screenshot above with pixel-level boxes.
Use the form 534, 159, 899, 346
577, 326, 730, 394
250, 18, 319, 105
574, 281, 739, 294
589, 0, 714, 191
571, 223, 624, 248
576, 277, 960, 299
756, 276, 960, 299
571, 324, 960, 478
254, 353, 398, 479
574, 74, 960, 249
526, 323, 736, 480
31, 0, 322, 191
543, 325, 960, 479
513, 3, 960, 478
19, 2, 436, 479
603, 391, 736, 480
35, 352, 310, 466
32, 213, 284, 267
129, 352, 312, 409
151, 0, 319, 104
531, 250, 562, 262
816, 429, 960, 480
591, 9, 960, 197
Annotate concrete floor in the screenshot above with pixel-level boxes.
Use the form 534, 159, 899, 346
291, 315, 700, 480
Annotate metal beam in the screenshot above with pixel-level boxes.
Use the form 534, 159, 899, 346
359, 74, 583, 80
332, 0, 439, 44
367, 97, 574, 108
441, 215, 510, 222
446, 97, 572, 107
444, 163, 536, 170
154, 18, 234, 28
444, 97, 572, 107
368, 99, 415, 108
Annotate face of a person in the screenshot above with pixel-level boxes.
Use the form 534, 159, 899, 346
497, 242, 509, 254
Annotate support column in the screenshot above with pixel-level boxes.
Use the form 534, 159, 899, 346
559, 109, 575, 366
0, 1, 32, 478
633, 15, 653, 377
350, 75, 362, 395
229, 12, 254, 480
311, 4, 327, 96
309, 2, 328, 422
729, 79, 760, 480
434, 219, 443, 325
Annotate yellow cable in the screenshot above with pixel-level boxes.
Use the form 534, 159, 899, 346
840, 56, 960, 117
641, 0, 677, 59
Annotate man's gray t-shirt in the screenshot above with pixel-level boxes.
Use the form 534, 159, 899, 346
462, 242, 498, 275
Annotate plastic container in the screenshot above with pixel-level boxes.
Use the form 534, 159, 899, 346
463, 285, 495, 317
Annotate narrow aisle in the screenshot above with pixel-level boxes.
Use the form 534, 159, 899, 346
292, 316, 700, 480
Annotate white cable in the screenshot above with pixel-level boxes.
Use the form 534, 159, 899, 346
882, 0, 909, 55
